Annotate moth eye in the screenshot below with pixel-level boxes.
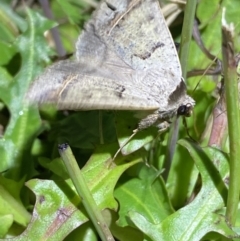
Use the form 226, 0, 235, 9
177, 103, 193, 117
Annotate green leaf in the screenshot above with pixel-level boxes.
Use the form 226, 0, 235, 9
129, 140, 240, 241
81, 144, 142, 210
105, 209, 144, 241
0, 176, 31, 227
0, 41, 17, 66
0, 2, 27, 34
4, 145, 141, 240
0, 66, 12, 89
64, 221, 98, 241
49, 111, 116, 149
15, 179, 86, 241
0, 9, 55, 177
166, 143, 199, 208
115, 163, 174, 228
0, 215, 13, 238
39, 157, 69, 179
55, 0, 89, 24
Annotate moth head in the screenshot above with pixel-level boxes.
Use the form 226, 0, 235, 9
176, 92, 195, 117
177, 103, 193, 117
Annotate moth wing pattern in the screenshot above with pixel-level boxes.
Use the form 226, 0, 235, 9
27, 0, 194, 115
27, 59, 160, 110
76, 0, 187, 111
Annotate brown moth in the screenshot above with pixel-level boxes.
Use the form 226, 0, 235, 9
27, 0, 195, 130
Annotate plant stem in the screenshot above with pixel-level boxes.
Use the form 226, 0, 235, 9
179, 0, 198, 80
221, 10, 240, 225
39, 0, 66, 57
165, 0, 197, 180
58, 143, 115, 241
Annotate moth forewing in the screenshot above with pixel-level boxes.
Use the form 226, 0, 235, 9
27, 0, 195, 137
27, 60, 161, 111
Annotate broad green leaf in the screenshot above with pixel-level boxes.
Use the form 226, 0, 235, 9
81, 144, 142, 210
1, 145, 142, 240
115, 163, 174, 227
0, 9, 55, 177
129, 140, 240, 241
6, 179, 87, 241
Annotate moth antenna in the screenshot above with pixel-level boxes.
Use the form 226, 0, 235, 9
112, 129, 138, 161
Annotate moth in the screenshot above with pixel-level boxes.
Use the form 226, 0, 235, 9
27, 0, 195, 131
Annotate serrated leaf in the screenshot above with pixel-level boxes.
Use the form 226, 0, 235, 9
128, 140, 240, 241
16, 179, 86, 241
6, 145, 142, 240
115, 164, 174, 227
82, 144, 143, 210
0, 9, 55, 176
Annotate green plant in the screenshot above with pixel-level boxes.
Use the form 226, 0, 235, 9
0, 0, 240, 240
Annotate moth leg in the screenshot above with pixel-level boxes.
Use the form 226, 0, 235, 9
111, 129, 138, 162
156, 121, 170, 132
111, 118, 170, 165
112, 120, 170, 164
